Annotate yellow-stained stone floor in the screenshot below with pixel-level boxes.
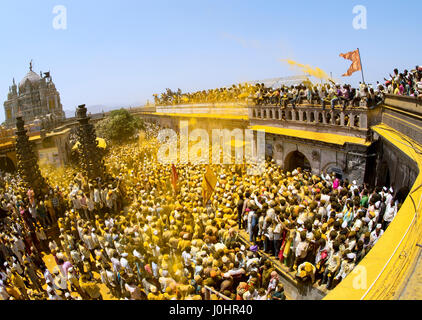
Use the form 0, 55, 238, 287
399, 250, 422, 300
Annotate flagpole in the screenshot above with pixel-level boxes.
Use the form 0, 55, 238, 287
357, 48, 365, 84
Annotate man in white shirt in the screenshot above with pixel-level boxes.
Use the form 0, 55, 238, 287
385, 188, 394, 205
351, 180, 359, 193
120, 252, 133, 276
370, 224, 384, 246
182, 246, 193, 275
243, 287, 258, 300
110, 252, 121, 274
334, 253, 356, 282
101, 187, 108, 206
322, 245, 341, 289
87, 197, 95, 220
82, 230, 96, 260
29, 205, 37, 220
93, 186, 102, 209
383, 199, 397, 229
294, 231, 309, 269
72, 195, 82, 214
320, 191, 330, 204
70, 247, 83, 273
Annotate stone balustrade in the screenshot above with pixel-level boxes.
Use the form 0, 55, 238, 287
249, 104, 369, 130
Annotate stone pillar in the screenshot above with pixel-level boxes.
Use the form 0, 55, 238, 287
359, 112, 368, 129
75, 104, 107, 180
350, 113, 355, 127
298, 110, 303, 122
248, 106, 254, 119
15, 117, 49, 197
340, 112, 345, 126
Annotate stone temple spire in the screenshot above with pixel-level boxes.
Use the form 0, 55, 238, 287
15, 116, 49, 197
75, 104, 108, 180
29, 59, 33, 71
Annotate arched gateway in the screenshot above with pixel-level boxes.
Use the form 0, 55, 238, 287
0, 156, 16, 173
284, 150, 311, 172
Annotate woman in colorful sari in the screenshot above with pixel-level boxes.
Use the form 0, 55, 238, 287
332, 176, 340, 190
278, 226, 288, 262
342, 200, 354, 228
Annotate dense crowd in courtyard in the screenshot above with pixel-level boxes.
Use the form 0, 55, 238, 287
154, 66, 422, 108
0, 122, 402, 300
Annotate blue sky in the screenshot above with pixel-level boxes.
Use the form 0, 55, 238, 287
0, 0, 420, 122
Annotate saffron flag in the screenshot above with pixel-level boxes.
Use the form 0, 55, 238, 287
202, 165, 218, 205
171, 164, 178, 192
339, 49, 362, 77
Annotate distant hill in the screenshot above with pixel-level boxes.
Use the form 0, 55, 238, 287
64, 104, 143, 118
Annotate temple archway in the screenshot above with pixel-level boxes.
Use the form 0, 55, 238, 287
0, 156, 16, 173
284, 150, 311, 172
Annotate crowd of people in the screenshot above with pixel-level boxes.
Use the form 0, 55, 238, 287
0, 168, 126, 300
153, 85, 254, 106
384, 66, 422, 98
153, 66, 422, 108
0, 121, 402, 300
239, 169, 399, 294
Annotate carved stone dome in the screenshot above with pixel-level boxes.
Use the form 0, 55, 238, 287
19, 70, 41, 89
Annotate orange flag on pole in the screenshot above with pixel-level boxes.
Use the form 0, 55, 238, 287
339, 49, 362, 77
202, 165, 218, 205
171, 164, 178, 193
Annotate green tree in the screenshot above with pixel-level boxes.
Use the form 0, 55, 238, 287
96, 108, 143, 143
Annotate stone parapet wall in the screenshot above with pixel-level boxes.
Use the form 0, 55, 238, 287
156, 103, 248, 116
384, 94, 422, 117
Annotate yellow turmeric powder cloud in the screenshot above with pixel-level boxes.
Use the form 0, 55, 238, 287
281, 59, 331, 81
